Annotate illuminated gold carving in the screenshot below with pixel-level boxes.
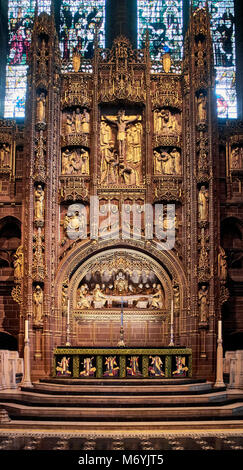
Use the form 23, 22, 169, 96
13, 245, 24, 283
33, 285, 44, 325
218, 246, 227, 283
62, 148, 89, 175
34, 185, 44, 223
198, 285, 209, 323
198, 186, 209, 222
162, 53, 171, 74
36, 93, 46, 123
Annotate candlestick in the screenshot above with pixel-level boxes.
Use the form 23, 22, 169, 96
25, 320, 29, 341
121, 296, 124, 326
169, 295, 174, 346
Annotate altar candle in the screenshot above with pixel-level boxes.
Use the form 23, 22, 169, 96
25, 320, 28, 341
171, 297, 174, 324
67, 299, 70, 325
121, 297, 124, 326
218, 320, 222, 340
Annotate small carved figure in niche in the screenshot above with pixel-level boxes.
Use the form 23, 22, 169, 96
62, 148, 72, 174
36, 92, 46, 123
65, 113, 73, 135
100, 147, 118, 184
153, 150, 163, 174
230, 147, 242, 169
198, 284, 209, 322
150, 284, 164, 309
13, 245, 23, 280
197, 92, 207, 123
173, 285, 180, 309
100, 121, 114, 151
74, 108, 82, 133
0, 144, 10, 167
77, 285, 91, 309
161, 151, 173, 174
149, 356, 165, 377
93, 284, 107, 308
33, 284, 44, 324
80, 148, 89, 174
114, 271, 128, 294
81, 108, 90, 134
218, 246, 227, 282
198, 185, 209, 222
34, 185, 44, 221
170, 148, 182, 175
126, 122, 142, 165
121, 164, 140, 185
154, 109, 179, 135
104, 109, 140, 161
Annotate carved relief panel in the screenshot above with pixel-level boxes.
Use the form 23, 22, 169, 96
99, 109, 143, 186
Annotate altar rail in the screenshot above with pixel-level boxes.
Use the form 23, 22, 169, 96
53, 347, 192, 379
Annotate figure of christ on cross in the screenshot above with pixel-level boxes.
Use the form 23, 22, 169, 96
104, 109, 140, 163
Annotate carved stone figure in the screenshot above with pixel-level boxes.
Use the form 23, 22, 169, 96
65, 113, 73, 135
101, 147, 118, 184
230, 147, 242, 169
154, 109, 179, 135
173, 285, 180, 309
33, 285, 44, 324
0, 144, 10, 167
197, 93, 207, 123
13, 245, 23, 281
78, 285, 91, 309
153, 150, 163, 174
170, 148, 182, 175
62, 148, 89, 175
93, 284, 107, 308
34, 185, 44, 221
126, 123, 142, 165
198, 285, 209, 322
81, 108, 90, 134
198, 186, 209, 222
150, 284, 164, 309
36, 93, 46, 122
74, 108, 82, 133
104, 109, 140, 161
161, 151, 173, 174
218, 246, 227, 282
80, 148, 89, 174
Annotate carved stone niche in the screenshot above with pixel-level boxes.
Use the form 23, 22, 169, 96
59, 177, 89, 203
151, 76, 182, 111
61, 107, 90, 148
195, 90, 208, 129
61, 147, 90, 176
153, 147, 182, 177
35, 90, 47, 130
61, 75, 92, 109
153, 178, 182, 203
229, 135, 243, 174
153, 107, 182, 139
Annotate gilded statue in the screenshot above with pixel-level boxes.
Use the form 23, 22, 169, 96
62, 148, 89, 175
121, 165, 140, 185
36, 92, 46, 123
218, 246, 227, 282
173, 285, 180, 309
93, 284, 107, 308
198, 285, 209, 322
151, 284, 164, 309
154, 150, 163, 174
100, 147, 118, 184
197, 93, 207, 123
13, 245, 23, 281
81, 109, 90, 134
65, 113, 73, 135
74, 108, 82, 133
77, 285, 91, 309
126, 123, 142, 165
34, 185, 44, 221
198, 186, 209, 222
230, 147, 242, 169
104, 109, 140, 161
170, 148, 182, 175
154, 109, 179, 135
33, 285, 44, 324
0, 144, 10, 168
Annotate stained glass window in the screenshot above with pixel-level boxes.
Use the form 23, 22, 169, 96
60, 1, 105, 62
137, 0, 183, 72
192, 0, 237, 118
4, 0, 51, 118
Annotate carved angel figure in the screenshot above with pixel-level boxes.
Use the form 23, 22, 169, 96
33, 285, 44, 324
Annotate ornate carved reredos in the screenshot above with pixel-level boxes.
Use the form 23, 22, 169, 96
15, 6, 228, 373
